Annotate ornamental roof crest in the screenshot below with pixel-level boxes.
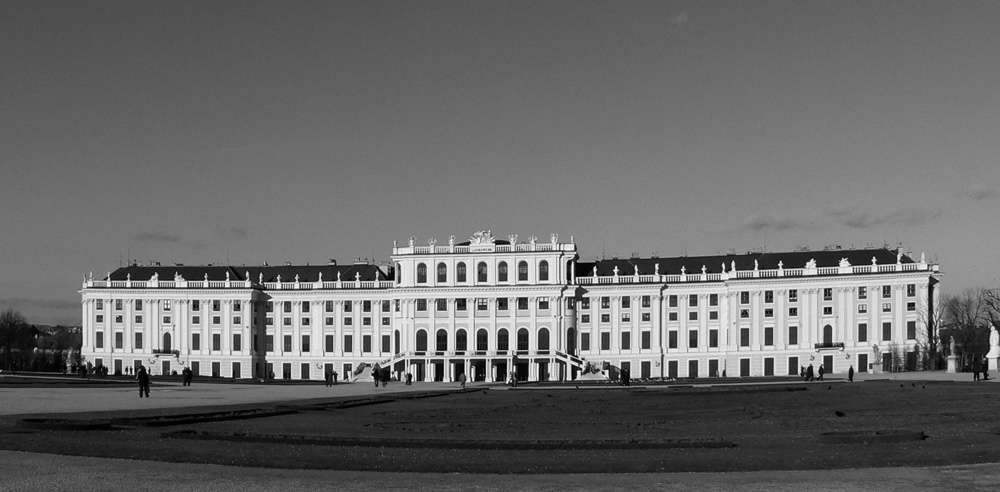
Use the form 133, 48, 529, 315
469, 230, 495, 245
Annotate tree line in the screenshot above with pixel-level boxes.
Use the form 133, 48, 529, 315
937, 287, 1000, 370
0, 308, 82, 372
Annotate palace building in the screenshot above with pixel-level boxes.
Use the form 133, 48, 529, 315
79, 231, 941, 382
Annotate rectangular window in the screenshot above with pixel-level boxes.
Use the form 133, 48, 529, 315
263, 335, 271, 352
134, 315, 143, 324
213, 300, 221, 312
95, 331, 104, 349
883, 285, 892, 298
823, 288, 833, 301
688, 311, 698, 321
233, 302, 241, 312
163, 300, 171, 311
344, 317, 353, 326
622, 313, 631, 322
709, 329, 718, 348
382, 317, 389, 326
882, 322, 892, 341
362, 317, 371, 326
517, 297, 528, 310
115, 315, 122, 323
213, 334, 221, 351
263, 301, 270, 313
344, 335, 353, 353
882, 303, 892, 313
436, 299, 447, 311
581, 314, 590, 323
688, 330, 698, 348
324, 317, 333, 325
669, 295, 678, 308
764, 291, 773, 303
600, 332, 610, 351
381, 300, 390, 312
581, 332, 590, 351
192, 333, 201, 351
709, 294, 718, 306
538, 298, 549, 310
233, 334, 242, 352
134, 332, 143, 349
621, 331, 631, 349
689, 295, 698, 308
740, 328, 750, 347
641, 295, 651, 308
233, 316, 241, 325
740, 309, 750, 319
457, 298, 469, 311
477, 298, 489, 311
823, 306, 833, 315
283, 335, 292, 352
282, 317, 291, 326
601, 313, 610, 323
581, 298, 590, 310
669, 312, 678, 321
907, 302, 916, 312
642, 312, 651, 322
622, 297, 631, 308
764, 327, 773, 346
788, 307, 798, 317
96, 314, 104, 323
858, 304, 868, 313
858, 323, 868, 342
382, 334, 391, 353
858, 286, 867, 299
740, 291, 750, 304
907, 321, 916, 340
96, 299, 104, 310
788, 290, 798, 302
135, 299, 143, 311
601, 297, 610, 309
788, 326, 798, 345
212, 316, 221, 325
115, 299, 122, 310
325, 335, 334, 352
163, 316, 171, 324
788, 356, 800, 376
668, 331, 677, 349
907, 284, 916, 297
325, 301, 334, 312
363, 300, 371, 312
709, 311, 718, 320
764, 308, 773, 318
114, 332, 123, 349
641, 331, 651, 349
416, 299, 427, 311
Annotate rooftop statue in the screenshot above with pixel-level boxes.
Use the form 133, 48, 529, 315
805, 258, 817, 269
508, 234, 518, 244
550, 233, 558, 244
469, 230, 495, 245
408, 236, 416, 247
839, 258, 851, 268
701, 265, 707, 275
778, 260, 783, 270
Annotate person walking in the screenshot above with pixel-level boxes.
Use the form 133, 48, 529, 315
458, 372, 467, 389
806, 364, 814, 382
137, 366, 150, 398
848, 365, 855, 383
817, 365, 825, 381
973, 357, 981, 382
182, 367, 192, 386
372, 364, 381, 387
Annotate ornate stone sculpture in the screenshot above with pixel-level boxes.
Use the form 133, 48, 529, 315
988, 325, 1000, 358
408, 236, 416, 247
805, 258, 817, 269
950, 336, 956, 356
839, 258, 851, 268
550, 233, 558, 244
469, 230, 495, 245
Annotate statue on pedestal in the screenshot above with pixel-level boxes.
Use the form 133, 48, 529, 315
987, 325, 1000, 358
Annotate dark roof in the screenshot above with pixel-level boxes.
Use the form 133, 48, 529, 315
454, 240, 511, 246
576, 248, 914, 277
108, 264, 390, 283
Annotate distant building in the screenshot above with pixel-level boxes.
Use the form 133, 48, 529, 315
79, 232, 940, 381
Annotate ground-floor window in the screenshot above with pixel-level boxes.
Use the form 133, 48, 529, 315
688, 360, 698, 378
764, 357, 774, 376
788, 356, 799, 376
739, 358, 750, 377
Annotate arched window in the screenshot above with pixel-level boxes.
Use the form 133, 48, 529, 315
539, 261, 549, 281
518, 261, 528, 281
457, 262, 467, 282
437, 262, 447, 283
417, 263, 427, 284
476, 329, 488, 351
436, 329, 448, 352
416, 330, 428, 352
395, 263, 402, 284
456, 329, 468, 352
537, 328, 550, 351
477, 262, 488, 282
163, 332, 172, 352
498, 329, 509, 351
517, 328, 530, 351
394, 330, 401, 354
823, 324, 833, 345
566, 327, 576, 355
498, 262, 508, 282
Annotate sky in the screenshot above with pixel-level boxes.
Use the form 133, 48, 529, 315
2, 1, 999, 325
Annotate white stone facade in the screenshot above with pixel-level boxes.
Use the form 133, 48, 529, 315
79, 233, 940, 381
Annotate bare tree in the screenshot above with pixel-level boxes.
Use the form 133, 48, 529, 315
941, 289, 990, 369
915, 293, 946, 370
0, 308, 32, 371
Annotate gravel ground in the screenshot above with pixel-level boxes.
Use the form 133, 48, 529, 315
2, 450, 999, 492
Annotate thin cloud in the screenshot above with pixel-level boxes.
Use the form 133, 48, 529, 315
0, 297, 79, 311
671, 12, 689, 26
831, 207, 942, 229
133, 232, 182, 243
968, 186, 997, 201
740, 214, 809, 232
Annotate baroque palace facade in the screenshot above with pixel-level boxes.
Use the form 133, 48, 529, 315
79, 231, 940, 382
